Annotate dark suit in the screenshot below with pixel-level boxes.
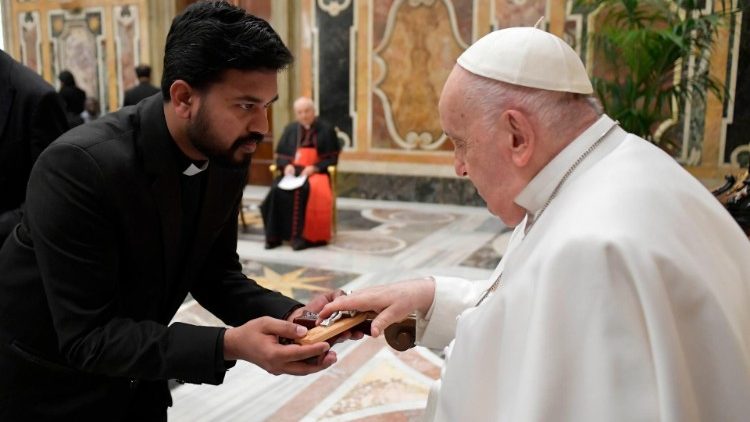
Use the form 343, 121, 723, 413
123, 81, 160, 107
59, 84, 86, 128
0, 50, 68, 243
0, 94, 300, 420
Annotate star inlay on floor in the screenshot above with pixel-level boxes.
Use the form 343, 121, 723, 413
252, 267, 332, 298
241, 259, 359, 303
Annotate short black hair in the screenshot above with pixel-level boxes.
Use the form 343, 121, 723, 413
135, 64, 151, 79
58, 70, 75, 86
161, 0, 293, 100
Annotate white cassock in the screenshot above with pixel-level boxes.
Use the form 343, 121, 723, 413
417, 115, 750, 421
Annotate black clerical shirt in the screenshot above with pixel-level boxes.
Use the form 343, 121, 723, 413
172, 145, 208, 275
170, 145, 234, 376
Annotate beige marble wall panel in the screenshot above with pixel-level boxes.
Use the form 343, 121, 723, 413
299, 0, 314, 98
453, 0, 473, 41
703, 22, 731, 170
372, 0, 395, 48
493, 0, 547, 28
371, 0, 468, 152
7, 0, 150, 112
297, 0, 742, 179
18, 10, 41, 73
354, 0, 369, 154
114, 5, 138, 101
49, 9, 104, 99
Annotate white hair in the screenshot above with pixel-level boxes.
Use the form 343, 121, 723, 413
293, 96, 315, 111
463, 73, 602, 142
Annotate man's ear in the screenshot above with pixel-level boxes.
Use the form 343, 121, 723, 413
502, 110, 535, 167
169, 80, 196, 119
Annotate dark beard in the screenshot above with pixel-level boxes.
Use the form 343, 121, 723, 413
186, 106, 263, 169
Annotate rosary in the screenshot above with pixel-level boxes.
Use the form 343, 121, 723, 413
474, 121, 619, 307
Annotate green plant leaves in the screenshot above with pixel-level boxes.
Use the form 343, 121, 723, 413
577, 0, 736, 145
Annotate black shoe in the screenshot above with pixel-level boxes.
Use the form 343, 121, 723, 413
291, 239, 327, 251
291, 239, 308, 251
265, 240, 281, 249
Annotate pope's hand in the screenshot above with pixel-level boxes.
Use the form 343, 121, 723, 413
301, 165, 316, 177
289, 290, 365, 343
317, 277, 435, 337
223, 317, 336, 375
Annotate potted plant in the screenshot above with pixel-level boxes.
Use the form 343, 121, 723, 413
575, 0, 737, 155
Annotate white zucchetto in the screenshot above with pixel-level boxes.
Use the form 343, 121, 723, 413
457, 27, 594, 94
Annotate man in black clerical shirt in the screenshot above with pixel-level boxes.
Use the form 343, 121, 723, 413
123, 64, 161, 107
0, 2, 350, 420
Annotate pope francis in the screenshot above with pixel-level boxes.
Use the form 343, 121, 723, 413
319, 27, 750, 421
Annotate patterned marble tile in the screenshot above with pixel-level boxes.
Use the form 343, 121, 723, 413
337, 173, 486, 206
240, 196, 465, 257
460, 227, 514, 269
241, 259, 359, 303
172, 261, 359, 325
330, 209, 458, 256
238, 199, 265, 240
337, 209, 381, 231
266, 337, 441, 422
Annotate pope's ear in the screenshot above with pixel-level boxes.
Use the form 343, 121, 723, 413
503, 110, 535, 167
169, 80, 195, 119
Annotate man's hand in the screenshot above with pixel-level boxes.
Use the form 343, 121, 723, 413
300, 165, 316, 177
284, 164, 296, 176
223, 317, 336, 376
318, 277, 436, 337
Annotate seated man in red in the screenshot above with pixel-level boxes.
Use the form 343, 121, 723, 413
261, 97, 340, 250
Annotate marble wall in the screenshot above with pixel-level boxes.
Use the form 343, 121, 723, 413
563, 1, 749, 173
18, 10, 42, 74
49, 8, 106, 106
337, 172, 485, 206
723, 8, 749, 168
315, 0, 355, 148
5, 0, 150, 112
291, 0, 749, 205
6, 0, 743, 201
370, 0, 469, 153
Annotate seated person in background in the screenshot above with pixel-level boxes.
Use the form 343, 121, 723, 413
261, 97, 340, 250
123, 64, 160, 107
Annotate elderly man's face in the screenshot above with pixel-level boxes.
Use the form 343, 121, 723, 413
438, 67, 528, 226
295, 103, 316, 128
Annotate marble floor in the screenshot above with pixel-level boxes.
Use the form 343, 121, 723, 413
168, 186, 511, 421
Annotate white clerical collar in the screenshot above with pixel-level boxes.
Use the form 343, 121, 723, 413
515, 114, 617, 215
182, 160, 209, 176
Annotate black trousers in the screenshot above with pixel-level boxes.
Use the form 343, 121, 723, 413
260, 178, 311, 244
